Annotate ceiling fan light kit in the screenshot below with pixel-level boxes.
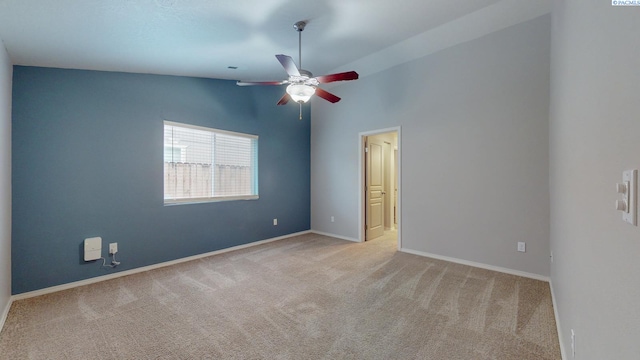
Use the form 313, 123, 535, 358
237, 21, 359, 119
286, 83, 316, 103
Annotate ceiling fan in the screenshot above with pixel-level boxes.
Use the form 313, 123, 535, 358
237, 21, 359, 119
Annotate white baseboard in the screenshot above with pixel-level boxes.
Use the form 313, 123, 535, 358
11, 230, 312, 302
0, 296, 12, 335
310, 230, 360, 243
399, 247, 550, 282
549, 279, 567, 360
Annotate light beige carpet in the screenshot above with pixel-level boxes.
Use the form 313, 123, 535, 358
0, 232, 561, 359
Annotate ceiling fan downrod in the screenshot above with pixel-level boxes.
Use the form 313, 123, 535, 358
294, 21, 306, 69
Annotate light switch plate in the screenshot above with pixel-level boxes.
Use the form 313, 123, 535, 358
622, 170, 637, 226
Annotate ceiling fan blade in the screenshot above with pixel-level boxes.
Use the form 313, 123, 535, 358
237, 80, 286, 86
315, 71, 359, 84
315, 88, 341, 103
277, 93, 291, 106
276, 54, 300, 77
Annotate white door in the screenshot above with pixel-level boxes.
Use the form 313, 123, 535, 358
366, 136, 385, 240
383, 141, 392, 230
394, 148, 398, 228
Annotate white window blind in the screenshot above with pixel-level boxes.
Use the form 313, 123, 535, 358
164, 121, 258, 204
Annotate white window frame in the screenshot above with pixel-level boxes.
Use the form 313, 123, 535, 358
163, 121, 259, 205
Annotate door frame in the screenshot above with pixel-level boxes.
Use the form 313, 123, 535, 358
358, 126, 401, 250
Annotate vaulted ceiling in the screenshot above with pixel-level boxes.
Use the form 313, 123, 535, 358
0, 0, 550, 81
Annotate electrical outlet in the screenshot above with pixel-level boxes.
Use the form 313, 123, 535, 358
517, 242, 526, 252
273, 218, 278, 226
109, 242, 118, 255
331, 216, 335, 223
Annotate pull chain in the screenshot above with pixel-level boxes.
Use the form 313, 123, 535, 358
299, 103, 303, 120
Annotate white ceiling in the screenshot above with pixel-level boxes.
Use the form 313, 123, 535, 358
0, 0, 551, 82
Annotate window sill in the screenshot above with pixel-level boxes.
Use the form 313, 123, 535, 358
164, 195, 259, 206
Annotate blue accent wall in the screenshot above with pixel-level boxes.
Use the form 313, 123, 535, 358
11, 66, 310, 294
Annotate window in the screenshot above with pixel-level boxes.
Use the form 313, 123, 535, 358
163, 121, 258, 204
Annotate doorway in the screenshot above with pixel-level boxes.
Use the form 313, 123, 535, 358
360, 128, 401, 249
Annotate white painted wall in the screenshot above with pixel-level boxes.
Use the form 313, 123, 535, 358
549, 1, 640, 358
0, 37, 12, 322
311, 15, 551, 276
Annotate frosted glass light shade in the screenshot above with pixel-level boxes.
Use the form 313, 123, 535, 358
286, 84, 316, 103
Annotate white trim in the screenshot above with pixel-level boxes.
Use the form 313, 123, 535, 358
311, 230, 359, 243
0, 296, 12, 334
11, 230, 311, 301
549, 279, 567, 360
399, 247, 550, 282
358, 127, 402, 250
